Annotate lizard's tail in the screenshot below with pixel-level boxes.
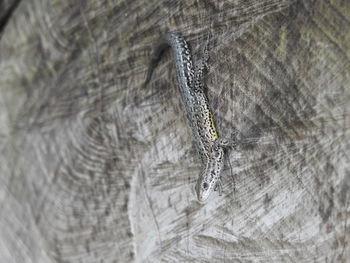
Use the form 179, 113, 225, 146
142, 35, 171, 89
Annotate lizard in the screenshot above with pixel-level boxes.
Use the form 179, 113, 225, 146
142, 32, 235, 202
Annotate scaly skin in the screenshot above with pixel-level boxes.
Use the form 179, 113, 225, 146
143, 33, 232, 202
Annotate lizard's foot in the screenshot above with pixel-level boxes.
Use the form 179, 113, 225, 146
214, 137, 236, 149
214, 130, 239, 149
214, 179, 223, 196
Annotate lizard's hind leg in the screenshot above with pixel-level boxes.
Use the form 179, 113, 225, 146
194, 34, 210, 90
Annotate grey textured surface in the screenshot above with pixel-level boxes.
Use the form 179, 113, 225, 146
0, 0, 349, 262
0, 0, 20, 35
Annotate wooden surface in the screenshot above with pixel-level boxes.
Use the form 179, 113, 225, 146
0, 0, 349, 262
0, 0, 20, 35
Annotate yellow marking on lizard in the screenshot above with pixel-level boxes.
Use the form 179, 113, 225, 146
209, 110, 219, 140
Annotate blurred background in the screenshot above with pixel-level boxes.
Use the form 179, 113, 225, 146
0, 0, 349, 262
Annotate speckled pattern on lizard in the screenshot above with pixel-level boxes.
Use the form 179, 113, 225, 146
142, 32, 234, 202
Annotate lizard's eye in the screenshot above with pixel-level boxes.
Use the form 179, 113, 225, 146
202, 182, 209, 190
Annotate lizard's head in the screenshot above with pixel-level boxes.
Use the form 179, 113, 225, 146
195, 146, 225, 202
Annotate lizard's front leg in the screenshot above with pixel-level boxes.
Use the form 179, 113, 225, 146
214, 179, 223, 196
213, 133, 238, 149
